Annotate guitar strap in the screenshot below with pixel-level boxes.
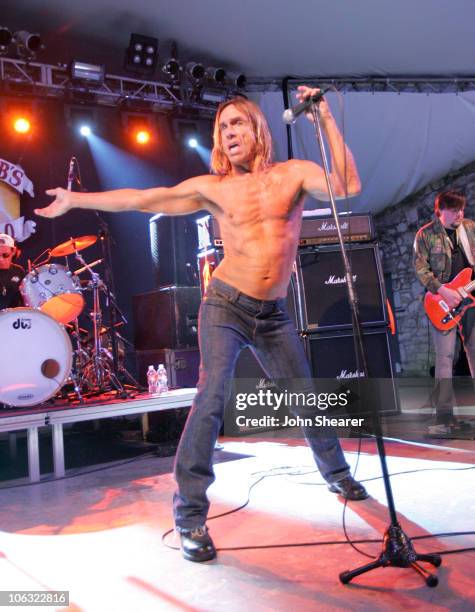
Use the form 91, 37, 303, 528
457, 223, 475, 267
457, 223, 475, 343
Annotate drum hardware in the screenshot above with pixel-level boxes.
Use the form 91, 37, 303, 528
64, 318, 90, 403
72, 249, 128, 397
73, 258, 103, 276
95, 214, 141, 394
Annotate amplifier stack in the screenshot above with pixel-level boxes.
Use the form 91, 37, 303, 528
196, 213, 399, 415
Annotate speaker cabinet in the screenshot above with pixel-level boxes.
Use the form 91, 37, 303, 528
306, 328, 399, 415
133, 286, 201, 350
296, 244, 387, 331
149, 215, 199, 287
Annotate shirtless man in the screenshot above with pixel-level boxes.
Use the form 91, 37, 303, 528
36, 86, 367, 562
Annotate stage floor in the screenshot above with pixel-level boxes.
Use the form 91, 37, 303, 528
0, 435, 474, 611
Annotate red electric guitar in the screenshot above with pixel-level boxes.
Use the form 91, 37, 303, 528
424, 267, 475, 331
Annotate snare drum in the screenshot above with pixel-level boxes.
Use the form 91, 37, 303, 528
0, 308, 73, 407
20, 263, 84, 324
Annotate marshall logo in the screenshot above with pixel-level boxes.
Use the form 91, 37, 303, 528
337, 369, 365, 379
12, 318, 32, 330
324, 274, 357, 285
255, 378, 278, 390
318, 220, 350, 232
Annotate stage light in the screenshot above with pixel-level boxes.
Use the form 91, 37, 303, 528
0, 27, 12, 52
13, 30, 43, 54
162, 58, 180, 78
228, 72, 247, 89
70, 60, 105, 84
13, 117, 31, 134
123, 112, 154, 146
79, 125, 91, 136
136, 129, 151, 144
206, 66, 226, 84
201, 88, 227, 104
186, 62, 205, 81
125, 33, 159, 75
188, 137, 198, 149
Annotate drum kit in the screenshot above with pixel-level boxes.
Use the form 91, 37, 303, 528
0, 233, 139, 408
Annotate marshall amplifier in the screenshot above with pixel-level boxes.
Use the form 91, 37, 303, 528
196, 213, 374, 250
306, 328, 399, 415
295, 243, 387, 331
299, 213, 374, 246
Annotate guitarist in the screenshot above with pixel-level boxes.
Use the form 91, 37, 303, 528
413, 190, 475, 435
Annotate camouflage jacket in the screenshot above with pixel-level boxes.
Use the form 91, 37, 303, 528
413, 217, 475, 293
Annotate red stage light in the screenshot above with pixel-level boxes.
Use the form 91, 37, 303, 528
135, 129, 151, 144
13, 117, 31, 134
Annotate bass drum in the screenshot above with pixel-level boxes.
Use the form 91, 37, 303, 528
0, 308, 73, 407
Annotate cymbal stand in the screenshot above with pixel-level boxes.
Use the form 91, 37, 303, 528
106, 290, 142, 390
95, 213, 141, 392
74, 250, 126, 396
68, 318, 88, 402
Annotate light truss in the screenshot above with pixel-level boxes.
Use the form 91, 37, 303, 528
0, 56, 219, 114
279, 76, 475, 95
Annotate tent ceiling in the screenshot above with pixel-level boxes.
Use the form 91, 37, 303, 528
2, 1, 475, 214
2, 1, 474, 80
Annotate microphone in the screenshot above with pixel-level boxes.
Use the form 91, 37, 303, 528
282, 88, 331, 125
67, 157, 76, 191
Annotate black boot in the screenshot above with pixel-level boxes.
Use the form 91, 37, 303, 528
328, 476, 368, 500
179, 526, 216, 562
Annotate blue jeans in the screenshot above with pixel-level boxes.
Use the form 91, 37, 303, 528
173, 277, 351, 530
431, 308, 475, 424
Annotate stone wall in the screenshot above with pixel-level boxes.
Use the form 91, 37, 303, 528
374, 162, 475, 376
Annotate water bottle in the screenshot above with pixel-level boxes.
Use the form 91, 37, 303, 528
147, 365, 158, 395
157, 363, 168, 393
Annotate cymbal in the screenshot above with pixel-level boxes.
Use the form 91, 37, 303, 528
50, 235, 97, 257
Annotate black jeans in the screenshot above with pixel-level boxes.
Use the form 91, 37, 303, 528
173, 277, 350, 530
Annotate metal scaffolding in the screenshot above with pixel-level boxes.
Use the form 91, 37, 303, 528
0, 56, 221, 114
281, 76, 475, 95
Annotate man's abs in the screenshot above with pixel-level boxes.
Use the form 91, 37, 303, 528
212, 249, 295, 300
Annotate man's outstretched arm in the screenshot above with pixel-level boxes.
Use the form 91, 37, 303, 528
35, 175, 217, 219
296, 85, 361, 201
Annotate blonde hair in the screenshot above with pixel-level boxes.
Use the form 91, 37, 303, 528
210, 97, 273, 175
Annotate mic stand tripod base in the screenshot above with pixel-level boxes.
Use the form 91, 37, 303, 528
339, 523, 441, 587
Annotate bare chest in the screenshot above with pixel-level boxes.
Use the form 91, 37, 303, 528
215, 171, 302, 227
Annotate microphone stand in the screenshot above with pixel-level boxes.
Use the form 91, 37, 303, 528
309, 103, 441, 586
